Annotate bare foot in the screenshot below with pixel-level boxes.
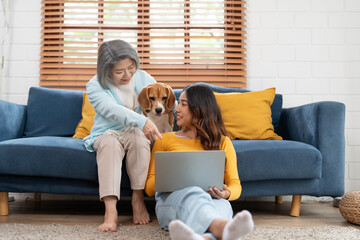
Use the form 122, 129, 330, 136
98, 209, 118, 232
132, 190, 150, 225
98, 196, 118, 232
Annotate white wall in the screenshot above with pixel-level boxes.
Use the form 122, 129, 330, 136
1, 0, 359, 194
246, 0, 360, 193
0, 0, 41, 104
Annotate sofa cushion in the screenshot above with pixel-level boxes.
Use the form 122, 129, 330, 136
214, 88, 282, 140
24, 87, 83, 137
0, 137, 98, 182
232, 140, 322, 181
73, 93, 96, 139
173, 82, 283, 131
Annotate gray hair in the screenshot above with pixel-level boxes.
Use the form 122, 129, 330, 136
97, 40, 140, 89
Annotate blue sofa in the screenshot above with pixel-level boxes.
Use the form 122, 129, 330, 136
0, 83, 345, 217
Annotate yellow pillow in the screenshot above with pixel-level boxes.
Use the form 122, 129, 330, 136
73, 93, 96, 139
214, 88, 282, 140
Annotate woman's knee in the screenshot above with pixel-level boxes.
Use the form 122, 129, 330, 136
156, 187, 207, 210
188, 186, 204, 192
183, 186, 209, 196
94, 134, 121, 151
177, 186, 212, 203
126, 128, 150, 149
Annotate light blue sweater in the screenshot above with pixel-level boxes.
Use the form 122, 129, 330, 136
83, 70, 156, 152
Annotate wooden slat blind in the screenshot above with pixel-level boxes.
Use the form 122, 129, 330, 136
40, 0, 247, 90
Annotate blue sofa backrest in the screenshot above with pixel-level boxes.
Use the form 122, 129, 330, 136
22, 83, 283, 137
24, 87, 84, 137
173, 82, 283, 132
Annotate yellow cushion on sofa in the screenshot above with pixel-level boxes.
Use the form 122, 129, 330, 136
73, 93, 96, 139
214, 88, 282, 140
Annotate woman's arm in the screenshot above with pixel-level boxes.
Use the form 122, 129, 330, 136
145, 135, 165, 196
87, 75, 148, 129
222, 137, 242, 201
207, 137, 241, 200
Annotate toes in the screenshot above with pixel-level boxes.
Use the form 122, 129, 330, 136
98, 223, 117, 232
135, 218, 147, 225
98, 226, 108, 232
133, 215, 151, 225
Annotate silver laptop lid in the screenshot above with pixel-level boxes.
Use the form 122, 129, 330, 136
155, 150, 225, 192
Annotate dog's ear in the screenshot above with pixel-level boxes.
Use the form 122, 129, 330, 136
138, 86, 151, 112
165, 85, 176, 111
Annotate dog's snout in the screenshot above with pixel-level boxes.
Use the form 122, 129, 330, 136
155, 108, 162, 114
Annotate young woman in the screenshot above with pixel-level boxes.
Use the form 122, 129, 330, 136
83, 40, 162, 231
145, 84, 254, 240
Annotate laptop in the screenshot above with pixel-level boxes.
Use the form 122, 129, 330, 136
155, 150, 225, 192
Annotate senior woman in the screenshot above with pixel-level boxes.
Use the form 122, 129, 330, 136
83, 39, 162, 231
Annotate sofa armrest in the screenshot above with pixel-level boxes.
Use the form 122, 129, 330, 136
0, 100, 26, 142
279, 101, 345, 197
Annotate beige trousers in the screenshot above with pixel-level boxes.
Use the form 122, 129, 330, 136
93, 128, 151, 200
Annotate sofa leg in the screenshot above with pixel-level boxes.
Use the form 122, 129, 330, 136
275, 196, 282, 204
0, 192, 9, 216
290, 195, 302, 217
34, 193, 41, 202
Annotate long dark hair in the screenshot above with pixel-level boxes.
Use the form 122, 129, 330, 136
182, 84, 228, 150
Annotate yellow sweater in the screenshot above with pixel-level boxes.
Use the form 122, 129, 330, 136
145, 132, 242, 201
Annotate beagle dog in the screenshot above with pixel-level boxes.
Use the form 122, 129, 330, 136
138, 82, 176, 133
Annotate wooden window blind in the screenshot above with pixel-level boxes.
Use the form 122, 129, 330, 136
40, 0, 247, 90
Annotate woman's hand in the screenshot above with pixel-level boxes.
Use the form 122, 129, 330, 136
207, 184, 230, 199
143, 119, 163, 142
